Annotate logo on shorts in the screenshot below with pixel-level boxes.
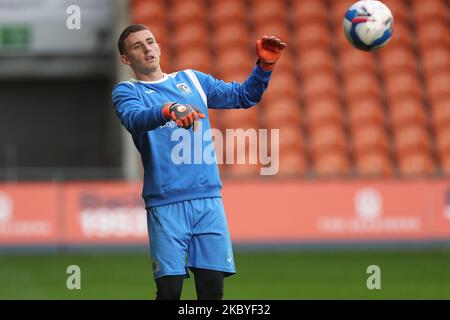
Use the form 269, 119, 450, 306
152, 257, 159, 273
227, 249, 233, 263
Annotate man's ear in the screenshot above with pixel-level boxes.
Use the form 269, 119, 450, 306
158, 43, 162, 56
120, 54, 132, 66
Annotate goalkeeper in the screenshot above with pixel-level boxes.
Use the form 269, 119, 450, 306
112, 24, 286, 300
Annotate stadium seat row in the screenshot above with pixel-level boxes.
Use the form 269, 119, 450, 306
131, 0, 450, 177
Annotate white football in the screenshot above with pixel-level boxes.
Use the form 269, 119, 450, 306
343, 0, 394, 51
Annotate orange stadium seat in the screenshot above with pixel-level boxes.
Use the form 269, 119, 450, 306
132, 0, 166, 24
221, 108, 259, 129
436, 126, 450, 155
381, 0, 409, 25
277, 149, 308, 176
254, 21, 290, 42
379, 47, 418, 76
420, 46, 450, 79
331, 0, 356, 27
172, 47, 211, 73
431, 96, 450, 111
298, 47, 335, 77
159, 50, 172, 73
431, 99, 450, 130
264, 70, 299, 100
385, 71, 423, 104
309, 124, 347, 155
347, 100, 386, 131
170, 0, 201, 4
262, 97, 302, 127
440, 153, 450, 175
334, 26, 355, 51
351, 124, 390, 156
393, 124, 432, 157
210, 0, 247, 25
305, 98, 343, 132
398, 151, 436, 176
437, 132, 450, 174
339, 49, 377, 74
412, 0, 449, 24
217, 65, 247, 81
227, 163, 261, 178
170, 0, 207, 29
277, 125, 305, 153
302, 72, 339, 105
416, 21, 450, 50
224, 133, 261, 176
388, 98, 427, 132
144, 22, 169, 48
149, 0, 450, 178
215, 47, 253, 75
292, 22, 331, 51
227, 128, 258, 153
216, 162, 228, 177
213, 22, 249, 51
273, 50, 295, 74
313, 150, 350, 177
208, 109, 221, 129
291, 0, 327, 27
219, 68, 255, 84
355, 150, 393, 177
251, 0, 288, 26
343, 73, 382, 104
425, 72, 450, 106
384, 22, 414, 49
172, 22, 209, 48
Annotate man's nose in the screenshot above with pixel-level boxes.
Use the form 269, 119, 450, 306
143, 44, 152, 52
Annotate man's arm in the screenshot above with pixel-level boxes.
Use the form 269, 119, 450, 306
112, 82, 205, 134
193, 66, 272, 110
112, 82, 168, 135
192, 36, 286, 110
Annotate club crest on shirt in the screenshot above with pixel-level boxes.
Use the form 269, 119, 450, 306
176, 82, 192, 94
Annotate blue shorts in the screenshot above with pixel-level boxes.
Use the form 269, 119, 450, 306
146, 197, 236, 279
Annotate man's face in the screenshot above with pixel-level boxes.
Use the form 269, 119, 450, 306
121, 29, 161, 74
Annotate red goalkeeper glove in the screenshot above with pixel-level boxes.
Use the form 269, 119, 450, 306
162, 102, 205, 129
255, 36, 287, 71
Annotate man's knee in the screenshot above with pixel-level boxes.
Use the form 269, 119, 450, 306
191, 268, 224, 300
155, 275, 184, 300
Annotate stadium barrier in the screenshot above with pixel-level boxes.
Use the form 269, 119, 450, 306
0, 180, 449, 246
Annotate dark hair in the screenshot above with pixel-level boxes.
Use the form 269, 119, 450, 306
118, 24, 149, 55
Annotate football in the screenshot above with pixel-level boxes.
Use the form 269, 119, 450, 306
343, 0, 394, 51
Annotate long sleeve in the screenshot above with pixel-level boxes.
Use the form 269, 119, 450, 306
112, 82, 167, 135
192, 65, 272, 109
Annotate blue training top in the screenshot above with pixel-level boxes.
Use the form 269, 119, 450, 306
112, 65, 272, 208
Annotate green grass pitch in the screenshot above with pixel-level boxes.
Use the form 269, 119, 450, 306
0, 249, 449, 299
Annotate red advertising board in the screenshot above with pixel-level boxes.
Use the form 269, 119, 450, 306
63, 182, 148, 244
222, 181, 434, 242
0, 183, 59, 244
0, 180, 449, 246
428, 181, 450, 240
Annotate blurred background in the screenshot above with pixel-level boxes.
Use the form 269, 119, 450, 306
0, 0, 449, 299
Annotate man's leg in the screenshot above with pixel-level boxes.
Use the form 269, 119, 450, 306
155, 275, 185, 300
191, 268, 224, 300
187, 198, 236, 300
147, 205, 191, 300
